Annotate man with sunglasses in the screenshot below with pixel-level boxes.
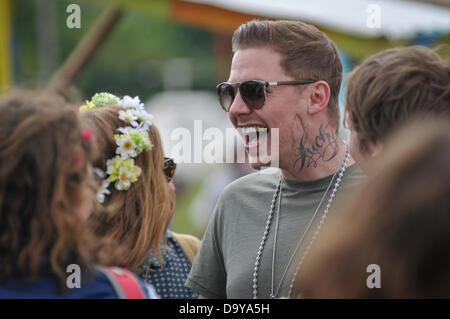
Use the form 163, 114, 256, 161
186, 20, 364, 299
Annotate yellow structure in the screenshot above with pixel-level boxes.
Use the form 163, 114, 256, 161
0, 0, 12, 93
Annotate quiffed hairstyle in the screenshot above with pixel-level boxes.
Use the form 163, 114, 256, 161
0, 92, 95, 284
80, 105, 175, 270
298, 118, 450, 298
232, 20, 343, 127
345, 46, 450, 153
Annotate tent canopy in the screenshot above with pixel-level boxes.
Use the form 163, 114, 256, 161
183, 0, 450, 39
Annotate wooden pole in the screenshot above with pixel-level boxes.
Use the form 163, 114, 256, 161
46, 5, 123, 95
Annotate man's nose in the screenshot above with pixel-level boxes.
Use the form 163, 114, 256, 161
228, 90, 252, 116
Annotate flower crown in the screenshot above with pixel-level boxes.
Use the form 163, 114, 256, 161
79, 92, 154, 203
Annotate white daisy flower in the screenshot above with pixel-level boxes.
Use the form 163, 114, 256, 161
119, 95, 145, 111
117, 126, 134, 135
96, 180, 111, 203
97, 192, 106, 204
106, 157, 120, 175
116, 166, 132, 190
118, 109, 139, 127
116, 135, 137, 159
117, 127, 147, 140
135, 109, 153, 130
141, 121, 151, 132
93, 167, 105, 179
135, 109, 153, 123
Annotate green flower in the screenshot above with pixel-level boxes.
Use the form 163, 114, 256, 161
91, 92, 120, 107
79, 92, 120, 112
130, 131, 153, 153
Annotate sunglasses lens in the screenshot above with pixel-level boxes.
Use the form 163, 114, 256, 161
163, 157, 176, 182
217, 84, 236, 111
240, 81, 265, 109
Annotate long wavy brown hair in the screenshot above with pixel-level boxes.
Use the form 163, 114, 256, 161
79, 105, 175, 270
0, 91, 95, 284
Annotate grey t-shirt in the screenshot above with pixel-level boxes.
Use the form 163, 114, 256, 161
185, 164, 365, 299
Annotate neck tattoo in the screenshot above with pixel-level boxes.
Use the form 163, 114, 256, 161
252, 141, 350, 299
293, 123, 339, 174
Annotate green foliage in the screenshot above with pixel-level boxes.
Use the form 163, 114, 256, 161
14, 0, 216, 100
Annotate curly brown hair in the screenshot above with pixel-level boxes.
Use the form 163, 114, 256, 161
79, 105, 175, 270
0, 91, 95, 284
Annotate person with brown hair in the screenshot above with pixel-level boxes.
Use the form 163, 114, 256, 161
0, 91, 155, 298
345, 45, 450, 173
297, 118, 450, 298
186, 20, 364, 299
79, 92, 200, 299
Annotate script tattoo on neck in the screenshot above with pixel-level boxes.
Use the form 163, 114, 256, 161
293, 123, 339, 173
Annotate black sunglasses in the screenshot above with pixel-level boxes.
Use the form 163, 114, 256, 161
163, 157, 176, 183
216, 79, 317, 112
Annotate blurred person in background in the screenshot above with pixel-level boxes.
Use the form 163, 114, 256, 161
344, 45, 450, 173
186, 20, 365, 299
294, 45, 450, 297
79, 93, 200, 299
297, 118, 450, 298
0, 92, 153, 298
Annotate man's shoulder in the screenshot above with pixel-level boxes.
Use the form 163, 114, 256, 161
343, 163, 366, 187
220, 168, 280, 199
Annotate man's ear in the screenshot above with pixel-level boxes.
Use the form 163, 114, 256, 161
307, 81, 331, 115
367, 140, 383, 158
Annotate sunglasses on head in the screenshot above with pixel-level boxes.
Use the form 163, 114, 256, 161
216, 79, 317, 112
163, 157, 176, 183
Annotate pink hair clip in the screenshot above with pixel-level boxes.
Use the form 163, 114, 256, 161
80, 129, 94, 141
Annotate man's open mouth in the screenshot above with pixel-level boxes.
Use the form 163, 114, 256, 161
240, 125, 270, 149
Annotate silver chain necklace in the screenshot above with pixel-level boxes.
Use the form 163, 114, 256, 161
252, 141, 350, 299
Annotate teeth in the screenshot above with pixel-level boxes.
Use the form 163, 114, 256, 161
241, 126, 268, 134
257, 129, 268, 139
241, 126, 269, 146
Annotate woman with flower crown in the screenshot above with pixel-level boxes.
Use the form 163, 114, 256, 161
0, 91, 156, 298
80, 92, 200, 299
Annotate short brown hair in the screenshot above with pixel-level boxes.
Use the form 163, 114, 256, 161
80, 106, 175, 270
345, 46, 450, 153
298, 118, 450, 298
0, 91, 95, 284
232, 20, 343, 127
